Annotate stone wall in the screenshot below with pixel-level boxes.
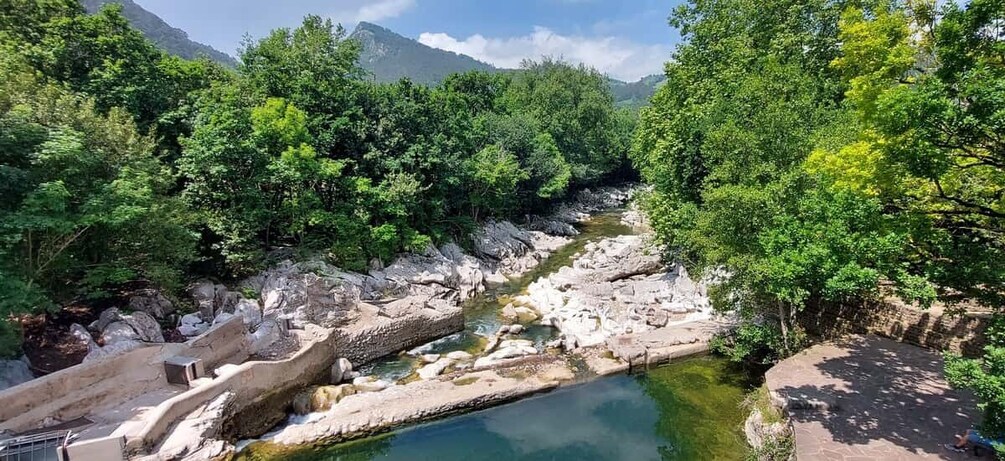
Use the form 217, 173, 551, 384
0, 317, 247, 434
131, 306, 465, 451
800, 300, 989, 357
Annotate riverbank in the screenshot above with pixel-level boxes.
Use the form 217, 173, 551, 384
228, 196, 729, 458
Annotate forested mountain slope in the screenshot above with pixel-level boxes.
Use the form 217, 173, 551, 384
81, 0, 237, 66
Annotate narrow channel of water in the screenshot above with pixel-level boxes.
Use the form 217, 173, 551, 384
238, 357, 754, 461
358, 211, 635, 382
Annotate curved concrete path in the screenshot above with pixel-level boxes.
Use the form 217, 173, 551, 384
766, 335, 983, 460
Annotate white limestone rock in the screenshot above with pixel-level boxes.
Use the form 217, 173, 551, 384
417, 357, 454, 380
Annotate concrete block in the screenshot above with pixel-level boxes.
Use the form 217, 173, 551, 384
64, 435, 125, 461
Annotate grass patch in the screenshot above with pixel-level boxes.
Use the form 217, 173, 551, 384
452, 376, 480, 386
744, 385, 783, 426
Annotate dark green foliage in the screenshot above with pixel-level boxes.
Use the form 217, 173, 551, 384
505, 58, 631, 186
0, 53, 196, 356
0, 4, 631, 358
945, 316, 1005, 455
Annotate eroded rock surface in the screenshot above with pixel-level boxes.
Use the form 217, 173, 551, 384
518, 235, 711, 349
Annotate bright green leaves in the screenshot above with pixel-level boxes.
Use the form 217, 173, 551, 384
0, 56, 196, 356
831, 6, 917, 119
465, 145, 530, 221
946, 315, 1005, 452
527, 133, 572, 200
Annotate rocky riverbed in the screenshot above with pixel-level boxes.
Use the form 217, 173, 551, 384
0, 186, 728, 461
224, 192, 725, 460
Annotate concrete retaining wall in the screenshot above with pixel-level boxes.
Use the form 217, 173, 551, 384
800, 300, 989, 357
127, 306, 464, 453
0, 317, 248, 434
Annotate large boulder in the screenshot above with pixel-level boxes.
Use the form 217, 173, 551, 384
352, 376, 391, 393
191, 281, 218, 319
416, 357, 454, 380
128, 289, 174, 319
258, 261, 363, 328
101, 321, 140, 345
474, 340, 538, 368
233, 298, 263, 327
528, 218, 579, 237
122, 311, 164, 343
473, 220, 534, 263
292, 385, 356, 415
179, 312, 210, 337
96, 309, 164, 343
0, 357, 34, 391
330, 357, 353, 383
248, 320, 282, 356
439, 243, 486, 301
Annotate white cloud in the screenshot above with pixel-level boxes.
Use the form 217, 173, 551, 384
418, 27, 669, 81
331, 0, 416, 24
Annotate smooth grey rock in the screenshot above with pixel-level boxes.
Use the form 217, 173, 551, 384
353, 376, 390, 392
417, 357, 454, 380
122, 311, 164, 343
445, 351, 473, 361
249, 320, 282, 356
128, 289, 174, 318
330, 357, 353, 383
233, 298, 263, 327
101, 321, 140, 345
0, 357, 34, 391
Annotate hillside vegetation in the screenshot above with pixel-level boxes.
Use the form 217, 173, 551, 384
0, 1, 634, 357
631, 0, 1004, 444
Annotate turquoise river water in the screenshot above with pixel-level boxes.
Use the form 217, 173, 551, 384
239, 357, 753, 461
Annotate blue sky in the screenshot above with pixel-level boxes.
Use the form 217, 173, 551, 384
133, 0, 684, 81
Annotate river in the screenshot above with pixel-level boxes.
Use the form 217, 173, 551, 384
238, 357, 753, 461
237, 209, 753, 460
357, 210, 635, 383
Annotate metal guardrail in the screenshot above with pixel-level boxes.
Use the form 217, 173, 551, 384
0, 431, 73, 461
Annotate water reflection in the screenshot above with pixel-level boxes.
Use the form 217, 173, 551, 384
240, 357, 752, 461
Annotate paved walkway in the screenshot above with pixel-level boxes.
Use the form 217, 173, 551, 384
766, 335, 983, 460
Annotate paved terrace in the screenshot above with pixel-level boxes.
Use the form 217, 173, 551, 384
766, 335, 983, 460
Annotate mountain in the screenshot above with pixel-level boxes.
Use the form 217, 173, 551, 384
350, 22, 665, 107
609, 74, 667, 109
350, 22, 498, 86
74, 3, 663, 106
81, 0, 237, 67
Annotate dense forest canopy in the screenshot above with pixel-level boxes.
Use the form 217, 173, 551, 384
0, 0, 635, 357
631, 0, 1003, 440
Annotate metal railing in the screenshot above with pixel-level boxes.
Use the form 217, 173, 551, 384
0, 431, 72, 461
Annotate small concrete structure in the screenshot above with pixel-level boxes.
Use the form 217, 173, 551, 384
766, 335, 979, 460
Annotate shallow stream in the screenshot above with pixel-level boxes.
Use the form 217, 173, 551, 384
358, 211, 635, 382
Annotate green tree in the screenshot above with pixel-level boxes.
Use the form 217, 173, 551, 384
505, 58, 628, 185
465, 145, 529, 221
0, 55, 195, 356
